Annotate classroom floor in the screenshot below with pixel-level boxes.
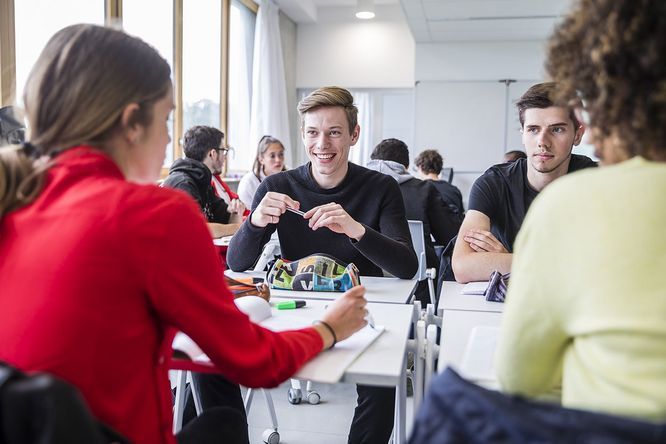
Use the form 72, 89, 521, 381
244, 380, 415, 444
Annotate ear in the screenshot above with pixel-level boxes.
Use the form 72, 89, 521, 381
573, 123, 585, 146
350, 124, 360, 146
119, 103, 143, 145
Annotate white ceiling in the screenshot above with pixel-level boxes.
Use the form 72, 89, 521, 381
401, 0, 573, 42
275, 0, 573, 42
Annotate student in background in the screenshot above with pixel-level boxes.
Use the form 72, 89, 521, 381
229, 86, 417, 444
414, 149, 464, 214
497, 0, 666, 422
452, 82, 596, 283
502, 149, 526, 163
0, 24, 368, 444
367, 138, 460, 303
237, 135, 286, 209
163, 125, 245, 238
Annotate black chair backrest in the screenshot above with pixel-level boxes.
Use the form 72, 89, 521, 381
440, 167, 454, 183
0, 362, 128, 444
436, 235, 458, 301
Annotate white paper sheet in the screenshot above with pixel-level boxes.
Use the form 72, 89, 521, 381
293, 325, 385, 384
173, 319, 385, 384
213, 235, 233, 246
461, 281, 488, 295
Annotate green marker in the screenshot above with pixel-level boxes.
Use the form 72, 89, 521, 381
276, 300, 306, 310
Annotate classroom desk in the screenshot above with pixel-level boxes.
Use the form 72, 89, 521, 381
172, 297, 415, 443
225, 269, 418, 304
436, 281, 504, 386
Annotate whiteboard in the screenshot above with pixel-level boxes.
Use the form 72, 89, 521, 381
415, 81, 507, 171
414, 80, 541, 172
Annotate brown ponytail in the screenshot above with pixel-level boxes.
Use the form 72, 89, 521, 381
0, 145, 48, 218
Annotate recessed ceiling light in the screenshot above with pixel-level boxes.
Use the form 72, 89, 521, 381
356, 0, 375, 20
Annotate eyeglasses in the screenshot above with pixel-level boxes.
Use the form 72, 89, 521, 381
215, 146, 235, 159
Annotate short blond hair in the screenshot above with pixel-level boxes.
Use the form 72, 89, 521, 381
297, 86, 358, 134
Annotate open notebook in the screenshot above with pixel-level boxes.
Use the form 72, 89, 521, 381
173, 296, 384, 384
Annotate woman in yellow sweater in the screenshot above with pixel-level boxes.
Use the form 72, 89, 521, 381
496, 0, 666, 422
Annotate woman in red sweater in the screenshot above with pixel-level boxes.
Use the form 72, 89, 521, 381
0, 24, 367, 444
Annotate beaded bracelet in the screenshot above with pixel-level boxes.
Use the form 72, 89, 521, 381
313, 320, 337, 349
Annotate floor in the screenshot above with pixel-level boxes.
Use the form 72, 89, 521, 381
244, 380, 415, 444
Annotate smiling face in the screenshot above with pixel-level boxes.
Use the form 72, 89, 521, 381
259, 142, 285, 176
302, 106, 360, 189
522, 106, 583, 176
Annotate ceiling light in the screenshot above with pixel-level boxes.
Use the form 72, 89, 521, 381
356, 0, 375, 20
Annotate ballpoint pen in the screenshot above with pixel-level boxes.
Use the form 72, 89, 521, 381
365, 311, 377, 330
286, 207, 306, 217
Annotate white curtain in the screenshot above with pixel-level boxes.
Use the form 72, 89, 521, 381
249, 0, 293, 167
350, 91, 374, 167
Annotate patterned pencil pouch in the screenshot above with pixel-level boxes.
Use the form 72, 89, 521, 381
484, 271, 510, 302
266, 253, 361, 292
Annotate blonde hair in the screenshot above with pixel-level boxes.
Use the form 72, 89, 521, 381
297, 86, 358, 134
0, 24, 171, 218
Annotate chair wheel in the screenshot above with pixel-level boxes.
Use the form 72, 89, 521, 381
262, 429, 280, 444
306, 391, 321, 405
287, 388, 302, 404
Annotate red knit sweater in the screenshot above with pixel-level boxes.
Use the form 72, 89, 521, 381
0, 146, 322, 444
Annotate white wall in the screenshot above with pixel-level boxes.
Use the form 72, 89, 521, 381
416, 41, 547, 82
296, 6, 415, 89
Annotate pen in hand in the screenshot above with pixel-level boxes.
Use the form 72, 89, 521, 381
365, 311, 377, 330
324, 303, 377, 330
286, 207, 306, 217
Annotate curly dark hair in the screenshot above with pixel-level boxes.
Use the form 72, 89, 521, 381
546, 0, 666, 161
371, 138, 410, 168
414, 149, 443, 175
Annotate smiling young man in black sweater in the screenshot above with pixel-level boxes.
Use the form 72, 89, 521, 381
228, 86, 417, 443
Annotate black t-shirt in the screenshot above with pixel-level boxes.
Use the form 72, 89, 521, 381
468, 154, 597, 252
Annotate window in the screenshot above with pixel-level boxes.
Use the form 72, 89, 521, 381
123, 0, 174, 165
14, 0, 103, 105
227, 0, 256, 171
182, 0, 221, 136
2, 0, 258, 174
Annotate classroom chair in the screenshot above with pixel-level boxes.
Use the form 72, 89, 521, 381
0, 362, 128, 443
408, 220, 437, 306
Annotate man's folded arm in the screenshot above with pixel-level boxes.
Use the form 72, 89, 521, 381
451, 210, 512, 283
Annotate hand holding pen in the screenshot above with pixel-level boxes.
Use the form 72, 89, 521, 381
313, 285, 368, 351
250, 192, 301, 227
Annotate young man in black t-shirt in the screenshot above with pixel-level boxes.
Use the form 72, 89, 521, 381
452, 82, 597, 283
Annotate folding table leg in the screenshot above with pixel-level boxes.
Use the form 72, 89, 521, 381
172, 370, 187, 433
